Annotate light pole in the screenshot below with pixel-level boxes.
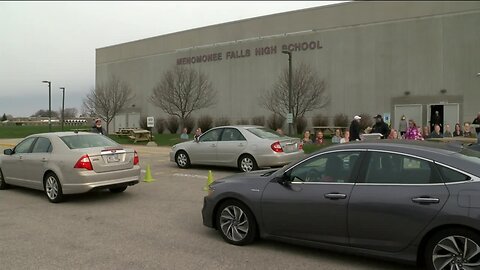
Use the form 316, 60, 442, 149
281, 50, 293, 136
60, 87, 65, 131
42, 80, 52, 132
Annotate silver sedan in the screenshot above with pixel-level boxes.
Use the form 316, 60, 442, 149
0, 132, 140, 203
170, 126, 304, 172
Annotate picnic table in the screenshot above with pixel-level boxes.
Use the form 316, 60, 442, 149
128, 129, 153, 143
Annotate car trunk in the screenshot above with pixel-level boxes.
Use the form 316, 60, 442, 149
76, 147, 134, 173
278, 138, 302, 153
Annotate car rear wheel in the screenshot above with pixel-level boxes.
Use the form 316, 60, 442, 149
175, 151, 191, 169
0, 169, 9, 190
44, 173, 64, 203
238, 155, 257, 172
424, 228, 480, 270
109, 186, 127, 193
216, 200, 257, 246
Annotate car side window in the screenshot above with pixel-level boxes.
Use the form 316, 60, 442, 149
288, 151, 362, 183
364, 152, 440, 184
13, 137, 37, 154
438, 165, 471, 183
32, 137, 52, 153
221, 128, 246, 141
199, 129, 222, 142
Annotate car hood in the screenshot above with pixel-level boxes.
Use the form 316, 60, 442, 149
214, 169, 278, 184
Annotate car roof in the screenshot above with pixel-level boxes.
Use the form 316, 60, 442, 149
26, 132, 95, 138
213, 125, 263, 129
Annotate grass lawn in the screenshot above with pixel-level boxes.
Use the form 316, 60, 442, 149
0, 125, 91, 139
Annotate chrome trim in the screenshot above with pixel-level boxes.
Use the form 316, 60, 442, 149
356, 183, 446, 186
291, 182, 355, 185
366, 149, 434, 163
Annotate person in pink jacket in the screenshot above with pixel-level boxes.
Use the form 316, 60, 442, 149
405, 120, 423, 140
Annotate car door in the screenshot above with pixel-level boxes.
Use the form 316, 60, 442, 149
261, 150, 365, 244
21, 137, 53, 189
347, 151, 449, 252
216, 128, 247, 166
1, 137, 37, 185
188, 128, 223, 165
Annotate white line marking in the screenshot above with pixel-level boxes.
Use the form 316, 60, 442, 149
173, 173, 208, 179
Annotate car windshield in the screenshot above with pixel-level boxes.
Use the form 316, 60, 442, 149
60, 134, 120, 149
247, 127, 284, 139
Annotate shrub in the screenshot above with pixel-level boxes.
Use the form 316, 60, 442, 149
215, 117, 230, 127
251, 116, 265, 126
236, 118, 249, 125
197, 115, 213, 132
183, 116, 195, 134
156, 118, 165, 134
359, 113, 374, 131
267, 113, 285, 131
333, 113, 349, 128
312, 114, 329, 127
295, 116, 308, 135
166, 116, 179, 134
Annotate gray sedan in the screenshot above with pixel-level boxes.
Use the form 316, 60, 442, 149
170, 126, 304, 172
0, 132, 140, 203
202, 140, 480, 270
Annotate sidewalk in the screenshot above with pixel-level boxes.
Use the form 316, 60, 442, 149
0, 139, 21, 147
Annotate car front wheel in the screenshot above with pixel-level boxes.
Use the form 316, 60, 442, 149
44, 173, 64, 203
216, 200, 257, 246
425, 228, 480, 270
0, 169, 9, 190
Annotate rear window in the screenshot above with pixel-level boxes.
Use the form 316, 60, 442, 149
60, 134, 119, 149
247, 128, 284, 139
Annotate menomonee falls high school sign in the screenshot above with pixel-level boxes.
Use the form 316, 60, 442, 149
176, 40, 322, 65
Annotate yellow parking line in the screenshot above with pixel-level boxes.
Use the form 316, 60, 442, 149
0, 143, 14, 147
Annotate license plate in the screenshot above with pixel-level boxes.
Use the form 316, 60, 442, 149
107, 154, 120, 163
285, 144, 295, 152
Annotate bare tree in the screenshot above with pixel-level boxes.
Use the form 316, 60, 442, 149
262, 62, 329, 127
58, 107, 78, 119
150, 66, 216, 127
83, 75, 134, 134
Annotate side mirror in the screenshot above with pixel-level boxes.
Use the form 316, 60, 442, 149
276, 173, 291, 186
3, 149, 13, 155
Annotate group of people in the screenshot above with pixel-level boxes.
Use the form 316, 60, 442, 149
302, 129, 351, 145
180, 127, 203, 141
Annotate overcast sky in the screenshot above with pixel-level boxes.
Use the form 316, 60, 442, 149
0, 1, 343, 117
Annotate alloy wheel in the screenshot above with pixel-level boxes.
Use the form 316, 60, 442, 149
240, 157, 253, 172
177, 153, 188, 167
45, 176, 59, 200
432, 235, 480, 270
219, 205, 249, 242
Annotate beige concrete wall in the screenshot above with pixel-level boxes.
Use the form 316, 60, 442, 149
97, 1, 480, 131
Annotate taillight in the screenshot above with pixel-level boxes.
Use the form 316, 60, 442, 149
271, 141, 283, 153
298, 142, 303, 150
133, 151, 139, 165
74, 154, 93, 170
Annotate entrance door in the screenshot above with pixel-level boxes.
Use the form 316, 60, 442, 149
444, 104, 460, 132
429, 105, 444, 133
394, 104, 422, 131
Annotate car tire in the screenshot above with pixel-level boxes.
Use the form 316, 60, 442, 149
216, 200, 257, 246
0, 169, 9, 190
109, 186, 127, 193
238, 154, 258, 172
175, 151, 191, 169
424, 227, 480, 270
44, 172, 64, 203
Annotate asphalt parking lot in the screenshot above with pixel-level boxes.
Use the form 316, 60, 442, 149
0, 141, 421, 270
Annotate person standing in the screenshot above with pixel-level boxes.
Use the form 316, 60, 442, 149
180, 128, 189, 140
443, 124, 453, 138
349, 115, 361, 141
302, 130, 313, 144
453, 123, 463, 137
463, 122, 477, 139
331, 129, 342, 144
473, 112, 480, 142
430, 124, 443, 138
314, 131, 325, 145
398, 115, 407, 137
371, 114, 390, 139
431, 111, 442, 133
405, 120, 423, 140
91, 119, 106, 135
340, 131, 350, 144
194, 128, 202, 141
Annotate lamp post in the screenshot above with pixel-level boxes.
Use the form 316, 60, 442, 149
60, 87, 65, 131
281, 50, 293, 136
42, 80, 52, 132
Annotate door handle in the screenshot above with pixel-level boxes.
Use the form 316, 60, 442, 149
19, 156, 23, 160
412, 197, 440, 204
324, 193, 347, 200
211, 144, 217, 148
41, 158, 48, 163
238, 143, 244, 147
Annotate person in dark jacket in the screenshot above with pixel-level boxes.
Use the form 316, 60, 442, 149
349, 115, 361, 141
473, 112, 480, 143
371, 114, 390, 139
91, 119, 106, 135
